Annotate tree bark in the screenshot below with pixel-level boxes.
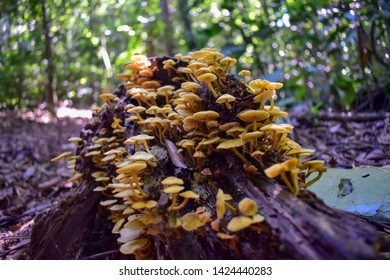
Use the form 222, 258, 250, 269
41, 0, 57, 113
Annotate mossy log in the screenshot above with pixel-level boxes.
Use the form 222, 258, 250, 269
29, 56, 383, 260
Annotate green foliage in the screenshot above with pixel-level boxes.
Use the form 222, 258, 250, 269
0, 0, 389, 110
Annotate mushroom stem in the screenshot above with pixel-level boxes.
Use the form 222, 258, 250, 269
304, 171, 324, 188
280, 171, 294, 194
231, 147, 248, 163
171, 198, 190, 211
168, 193, 179, 210
224, 201, 237, 214
206, 82, 217, 98
131, 173, 148, 198
290, 168, 300, 195
224, 101, 232, 110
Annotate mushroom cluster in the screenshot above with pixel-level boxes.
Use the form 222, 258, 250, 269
52, 48, 326, 258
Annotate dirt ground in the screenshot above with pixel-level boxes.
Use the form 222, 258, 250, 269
0, 110, 389, 259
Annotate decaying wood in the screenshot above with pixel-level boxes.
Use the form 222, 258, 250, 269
28, 56, 385, 260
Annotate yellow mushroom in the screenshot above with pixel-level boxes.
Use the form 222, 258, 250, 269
227, 216, 253, 232
238, 197, 258, 216
216, 94, 236, 110
197, 73, 218, 98
171, 190, 199, 211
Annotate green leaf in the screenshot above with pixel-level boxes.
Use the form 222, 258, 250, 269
308, 166, 390, 223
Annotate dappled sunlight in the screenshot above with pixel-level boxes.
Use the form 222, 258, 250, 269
56, 107, 92, 119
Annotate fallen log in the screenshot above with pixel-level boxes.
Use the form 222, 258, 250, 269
29, 53, 384, 260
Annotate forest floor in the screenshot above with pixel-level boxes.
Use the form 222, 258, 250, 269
0, 109, 389, 259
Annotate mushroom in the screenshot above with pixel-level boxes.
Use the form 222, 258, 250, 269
197, 73, 218, 98
238, 70, 251, 84
171, 190, 199, 211
303, 165, 328, 188
237, 109, 270, 132
127, 106, 146, 122
179, 211, 208, 231
124, 134, 154, 154
238, 197, 258, 216
120, 238, 149, 255
157, 85, 175, 104
216, 94, 236, 110
220, 56, 237, 75
161, 176, 184, 186
227, 216, 253, 232
217, 139, 247, 163
116, 161, 148, 198
193, 150, 206, 169
51, 151, 72, 162
163, 185, 185, 210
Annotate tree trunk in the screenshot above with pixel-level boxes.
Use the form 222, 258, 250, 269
159, 0, 175, 56
41, 0, 57, 113
29, 57, 384, 260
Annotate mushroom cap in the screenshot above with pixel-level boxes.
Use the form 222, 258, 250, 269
260, 123, 290, 133
141, 80, 161, 89
237, 109, 270, 122
117, 73, 132, 80
238, 70, 251, 76
252, 89, 275, 102
68, 137, 82, 143
99, 93, 116, 100
127, 106, 146, 113
181, 82, 200, 91
227, 216, 253, 232
302, 160, 325, 168
197, 73, 217, 83
238, 197, 258, 216
195, 67, 212, 77
216, 94, 236, 104
163, 185, 185, 194
220, 56, 237, 66
193, 151, 206, 158
226, 126, 247, 136
179, 190, 199, 199
139, 69, 153, 77
145, 200, 158, 209
198, 136, 221, 146
130, 134, 155, 141
128, 151, 155, 162
264, 163, 284, 178
145, 105, 160, 115
216, 188, 226, 219
100, 199, 118, 206
285, 148, 315, 156
116, 161, 147, 174
157, 85, 175, 93
251, 150, 265, 158
179, 212, 204, 231
182, 93, 201, 102
240, 131, 264, 142
217, 139, 244, 150
219, 122, 241, 131
178, 139, 195, 148
193, 110, 220, 122
161, 176, 184, 185
252, 214, 265, 224
119, 238, 149, 255
91, 171, 107, 178
131, 201, 146, 210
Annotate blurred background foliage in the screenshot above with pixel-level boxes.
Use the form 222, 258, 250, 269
0, 0, 389, 112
